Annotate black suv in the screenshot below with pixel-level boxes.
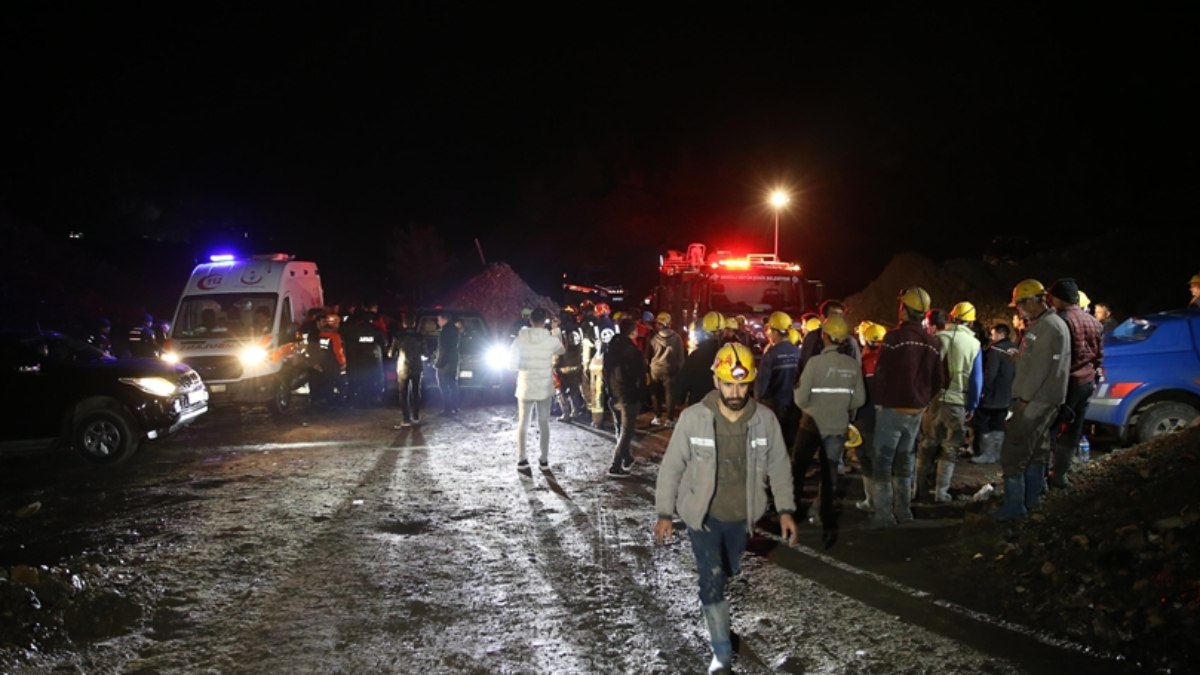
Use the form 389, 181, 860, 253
0, 330, 209, 464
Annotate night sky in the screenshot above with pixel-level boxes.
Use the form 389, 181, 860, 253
2, 5, 1195, 306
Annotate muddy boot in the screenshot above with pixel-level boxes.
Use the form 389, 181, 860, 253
892, 476, 914, 524
971, 431, 1003, 464
856, 476, 874, 512
863, 479, 897, 529
1024, 464, 1046, 512
913, 444, 935, 502
989, 475, 1028, 520
933, 459, 955, 503
702, 600, 732, 673
1048, 443, 1074, 488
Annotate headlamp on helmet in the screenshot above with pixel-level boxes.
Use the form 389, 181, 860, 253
712, 343, 757, 383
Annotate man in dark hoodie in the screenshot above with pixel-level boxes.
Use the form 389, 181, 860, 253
604, 317, 648, 478
864, 287, 943, 529
644, 311, 685, 426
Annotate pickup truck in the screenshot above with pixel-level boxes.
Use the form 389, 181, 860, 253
1087, 310, 1200, 444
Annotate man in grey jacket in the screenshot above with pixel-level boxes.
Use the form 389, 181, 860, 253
507, 308, 566, 475
991, 279, 1071, 520
654, 342, 798, 674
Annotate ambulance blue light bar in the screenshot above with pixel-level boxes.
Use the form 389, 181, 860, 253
209, 254, 236, 262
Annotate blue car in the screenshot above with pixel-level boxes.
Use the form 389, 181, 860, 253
1087, 310, 1200, 444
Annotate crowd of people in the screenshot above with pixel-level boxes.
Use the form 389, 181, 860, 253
500, 271, 1200, 673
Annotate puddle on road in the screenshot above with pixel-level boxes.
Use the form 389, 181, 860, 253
377, 519, 433, 536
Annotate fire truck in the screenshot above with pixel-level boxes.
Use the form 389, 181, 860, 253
651, 243, 816, 347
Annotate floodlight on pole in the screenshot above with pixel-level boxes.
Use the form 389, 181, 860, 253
769, 190, 790, 259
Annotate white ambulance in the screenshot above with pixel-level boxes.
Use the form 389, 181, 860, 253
162, 253, 324, 414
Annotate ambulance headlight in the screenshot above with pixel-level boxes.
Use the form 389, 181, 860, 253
161, 351, 181, 365
485, 344, 509, 370
239, 345, 269, 366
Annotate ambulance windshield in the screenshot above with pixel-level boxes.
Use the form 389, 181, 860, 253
172, 294, 278, 338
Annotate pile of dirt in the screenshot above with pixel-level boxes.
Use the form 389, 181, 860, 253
924, 425, 1200, 671
439, 262, 560, 333
844, 251, 1014, 329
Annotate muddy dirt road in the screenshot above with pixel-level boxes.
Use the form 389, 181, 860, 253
1, 401, 1137, 673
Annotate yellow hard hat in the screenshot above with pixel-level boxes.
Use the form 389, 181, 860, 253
823, 315, 850, 342
612, 311, 624, 322
702, 311, 724, 333
950, 301, 976, 323
712, 342, 757, 383
735, 314, 748, 327
767, 311, 792, 332
655, 311, 671, 326
723, 316, 739, 330
845, 424, 863, 449
1190, 274, 1200, 286
856, 320, 875, 336
1077, 291, 1091, 310
899, 287, 932, 312
863, 323, 887, 344
803, 316, 822, 333
787, 327, 801, 345
1009, 279, 1046, 307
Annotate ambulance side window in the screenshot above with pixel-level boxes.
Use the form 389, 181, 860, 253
280, 298, 296, 338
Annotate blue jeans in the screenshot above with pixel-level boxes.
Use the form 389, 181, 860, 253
687, 516, 749, 605
870, 407, 923, 482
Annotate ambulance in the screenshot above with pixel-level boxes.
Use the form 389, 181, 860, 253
161, 253, 324, 414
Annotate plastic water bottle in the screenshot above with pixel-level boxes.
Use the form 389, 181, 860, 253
971, 483, 995, 502
1078, 435, 1091, 464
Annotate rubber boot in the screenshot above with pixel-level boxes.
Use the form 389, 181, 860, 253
971, 432, 1003, 464
856, 476, 874, 512
702, 600, 732, 673
989, 475, 1028, 520
1024, 464, 1046, 512
1048, 444, 1073, 488
892, 476, 914, 523
863, 479, 897, 528
913, 444, 935, 502
934, 460, 955, 503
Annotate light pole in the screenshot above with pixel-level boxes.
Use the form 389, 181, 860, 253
769, 190, 790, 259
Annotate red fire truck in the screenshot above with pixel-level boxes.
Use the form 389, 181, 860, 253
650, 243, 817, 346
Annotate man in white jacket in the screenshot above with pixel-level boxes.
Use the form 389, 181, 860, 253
508, 308, 566, 475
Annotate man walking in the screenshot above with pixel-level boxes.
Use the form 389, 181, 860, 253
508, 308, 565, 475
992, 279, 1071, 519
392, 318, 426, 428
654, 342, 798, 673
603, 317, 647, 478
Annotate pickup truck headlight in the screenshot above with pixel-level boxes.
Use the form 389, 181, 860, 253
161, 351, 181, 365
120, 376, 180, 397
485, 344, 509, 370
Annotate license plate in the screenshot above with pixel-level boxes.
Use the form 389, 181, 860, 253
459, 370, 473, 379
210, 384, 227, 393
188, 389, 210, 405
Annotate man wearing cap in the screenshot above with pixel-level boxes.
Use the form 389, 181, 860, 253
864, 287, 943, 529
1046, 278, 1104, 489
793, 315, 866, 542
654, 342, 798, 673
914, 301, 982, 503
992, 279, 1071, 519
644, 311, 684, 426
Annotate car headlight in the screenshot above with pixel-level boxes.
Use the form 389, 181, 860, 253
161, 351, 181, 365
120, 376, 179, 397
485, 344, 509, 370
240, 345, 269, 366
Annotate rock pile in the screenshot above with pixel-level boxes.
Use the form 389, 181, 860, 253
439, 262, 560, 334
